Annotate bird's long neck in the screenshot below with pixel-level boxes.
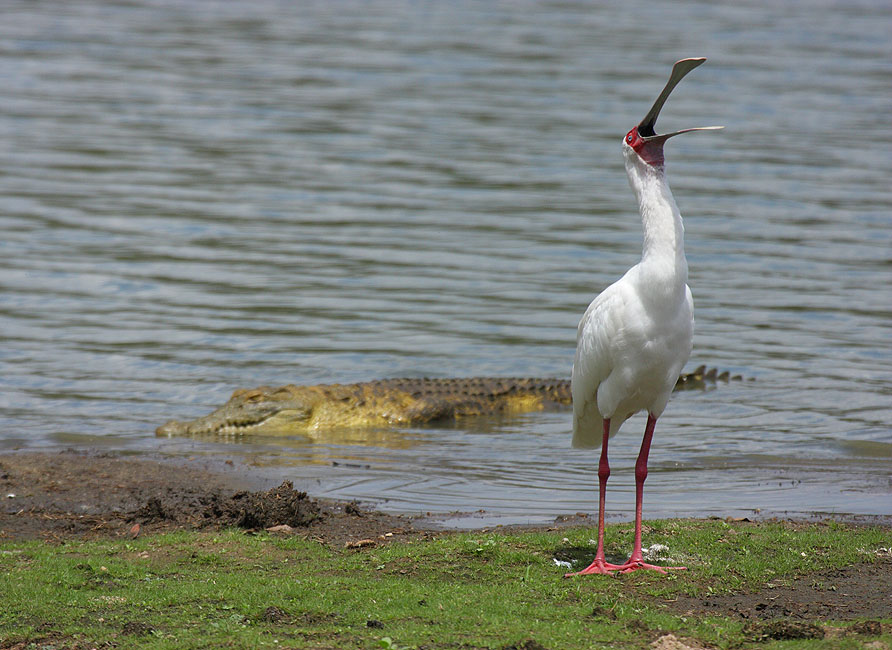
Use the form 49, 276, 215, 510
625, 155, 688, 292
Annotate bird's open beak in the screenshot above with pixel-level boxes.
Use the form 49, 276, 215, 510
638, 57, 724, 143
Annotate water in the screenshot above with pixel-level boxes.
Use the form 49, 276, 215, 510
2, 0, 890, 525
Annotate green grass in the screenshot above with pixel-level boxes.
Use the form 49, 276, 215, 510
1, 520, 890, 649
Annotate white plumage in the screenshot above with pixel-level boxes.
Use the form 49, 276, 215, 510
566, 58, 722, 576
571, 143, 694, 447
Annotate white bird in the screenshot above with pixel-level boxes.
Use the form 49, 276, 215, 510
567, 58, 723, 576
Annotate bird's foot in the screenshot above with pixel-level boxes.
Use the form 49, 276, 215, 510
614, 559, 686, 574
563, 559, 625, 577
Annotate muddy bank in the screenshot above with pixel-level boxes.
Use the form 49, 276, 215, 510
0, 449, 426, 547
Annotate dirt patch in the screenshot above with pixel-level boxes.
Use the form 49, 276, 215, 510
1, 637, 116, 650
502, 641, 551, 650
666, 556, 892, 622
0, 450, 426, 547
134, 479, 319, 529
260, 606, 291, 624
120, 620, 156, 637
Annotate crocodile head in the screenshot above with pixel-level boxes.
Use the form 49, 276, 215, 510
156, 386, 317, 437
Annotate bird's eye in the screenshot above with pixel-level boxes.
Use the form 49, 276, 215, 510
627, 133, 633, 142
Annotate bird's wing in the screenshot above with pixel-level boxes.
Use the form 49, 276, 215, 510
571, 284, 624, 448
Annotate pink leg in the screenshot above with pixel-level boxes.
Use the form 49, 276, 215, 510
616, 413, 686, 574
565, 418, 625, 577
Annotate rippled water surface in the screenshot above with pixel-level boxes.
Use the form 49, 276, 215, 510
2, 0, 890, 524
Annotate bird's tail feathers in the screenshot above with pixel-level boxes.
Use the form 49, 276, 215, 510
572, 405, 605, 449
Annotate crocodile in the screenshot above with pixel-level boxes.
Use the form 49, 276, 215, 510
156, 366, 742, 438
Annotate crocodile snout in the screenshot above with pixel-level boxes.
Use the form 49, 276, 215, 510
156, 420, 187, 437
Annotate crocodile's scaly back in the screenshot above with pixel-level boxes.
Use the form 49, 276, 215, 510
363, 377, 572, 417
156, 377, 572, 438
156, 367, 740, 438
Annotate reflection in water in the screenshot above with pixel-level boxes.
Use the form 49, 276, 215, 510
0, 0, 890, 523
182, 425, 421, 453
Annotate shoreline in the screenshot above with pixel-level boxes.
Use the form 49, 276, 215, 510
2, 448, 889, 545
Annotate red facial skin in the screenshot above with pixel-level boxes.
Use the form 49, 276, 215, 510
625, 127, 665, 168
